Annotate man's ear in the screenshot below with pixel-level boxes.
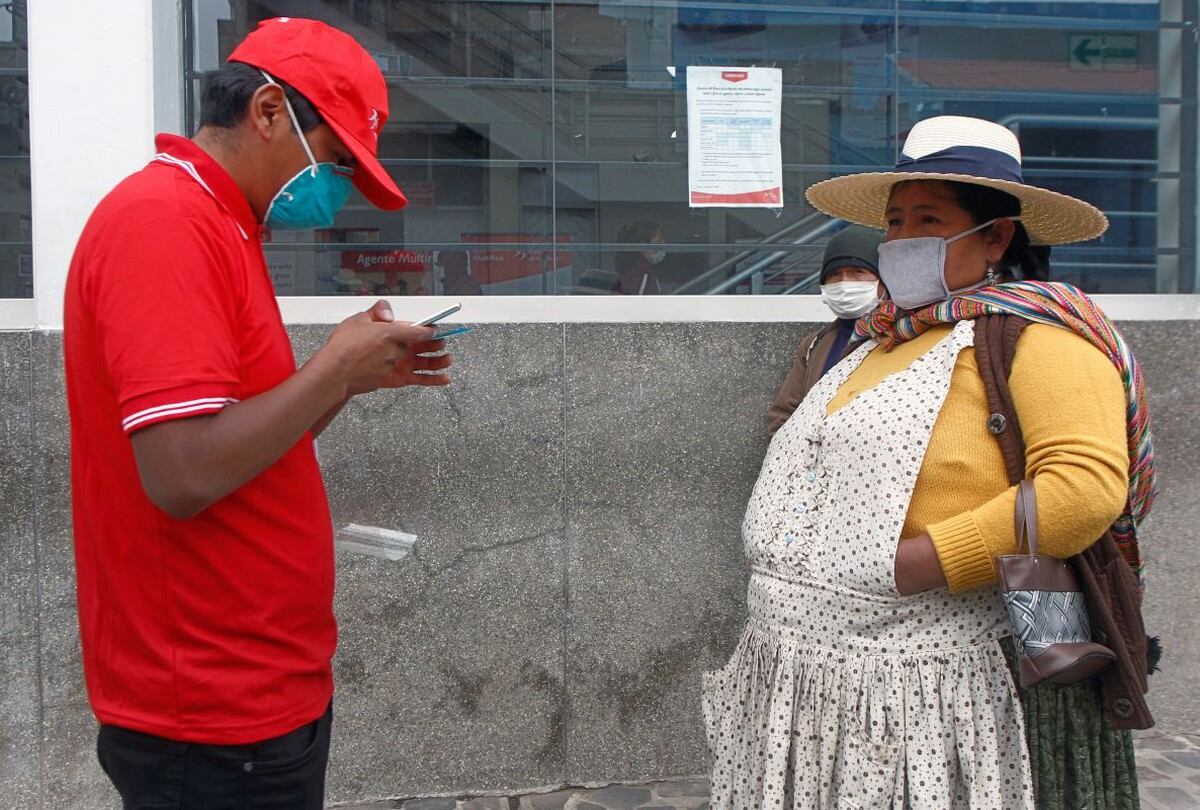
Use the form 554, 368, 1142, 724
247, 83, 288, 142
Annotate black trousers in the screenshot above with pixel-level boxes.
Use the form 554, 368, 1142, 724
96, 703, 332, 810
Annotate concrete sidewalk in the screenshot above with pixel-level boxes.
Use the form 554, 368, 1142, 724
1135, 733, 1200, 809
340, 733, 1200, 809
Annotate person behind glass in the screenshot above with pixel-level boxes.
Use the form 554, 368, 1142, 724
613, 220, 665, 294
704, 116, 1152, 808
62, 18, 454, 810
438, 249, 483, 295
766, 224, 883, 436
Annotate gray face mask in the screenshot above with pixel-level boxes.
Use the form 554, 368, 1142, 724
877, 217, 1018, 310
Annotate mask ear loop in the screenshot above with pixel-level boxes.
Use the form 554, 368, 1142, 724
949, 215, 1022, 287
260, 70, 320, 177
945, 215, 1023, 246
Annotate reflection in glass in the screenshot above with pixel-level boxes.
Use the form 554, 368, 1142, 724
185, 0, 1197, 295
0, 0, 29, 298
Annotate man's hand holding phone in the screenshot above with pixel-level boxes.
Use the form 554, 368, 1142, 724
318, 300, 455, 396
372, 300, 461, 389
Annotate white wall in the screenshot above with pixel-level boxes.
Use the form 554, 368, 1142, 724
27, 1, 177, 330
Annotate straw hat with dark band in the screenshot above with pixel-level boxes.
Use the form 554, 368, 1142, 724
805, 116, 1108, 246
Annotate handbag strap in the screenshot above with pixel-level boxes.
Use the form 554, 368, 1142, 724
1014, 479, 1039, 555
975, 314, 1031, 483
976, 314, 1039, 557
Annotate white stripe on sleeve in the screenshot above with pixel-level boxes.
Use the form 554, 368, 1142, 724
122, 397, 238, 432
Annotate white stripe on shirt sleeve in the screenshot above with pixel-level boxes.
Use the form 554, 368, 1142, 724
122, 397, 238, 433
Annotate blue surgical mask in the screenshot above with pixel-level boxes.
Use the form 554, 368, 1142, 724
261, 71, 354, 230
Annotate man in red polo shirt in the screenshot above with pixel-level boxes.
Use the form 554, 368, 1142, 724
63, 18, 447, 808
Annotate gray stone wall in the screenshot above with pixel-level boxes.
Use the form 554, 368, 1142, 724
1, 321, 1196, 808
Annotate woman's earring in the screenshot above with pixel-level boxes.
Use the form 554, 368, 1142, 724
985, 264, 998, 285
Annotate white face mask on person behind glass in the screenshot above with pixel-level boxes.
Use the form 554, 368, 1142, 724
819, 280, 880, 319
877, 217, 1019, 311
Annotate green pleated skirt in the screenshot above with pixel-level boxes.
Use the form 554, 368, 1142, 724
1004, 640, 1141, 809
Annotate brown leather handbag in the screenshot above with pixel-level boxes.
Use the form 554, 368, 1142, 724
996, 480, 1118, 687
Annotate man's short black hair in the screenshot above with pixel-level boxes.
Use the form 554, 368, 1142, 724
199, 62, 323, 132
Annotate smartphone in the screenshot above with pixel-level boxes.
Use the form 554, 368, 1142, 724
413, 302, 472, 339
413, 303, 462, 326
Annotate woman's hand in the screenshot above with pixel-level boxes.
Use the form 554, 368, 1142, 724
894, 534, 949, 595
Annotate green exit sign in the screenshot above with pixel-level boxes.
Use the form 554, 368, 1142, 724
1069, 34, 1139, 71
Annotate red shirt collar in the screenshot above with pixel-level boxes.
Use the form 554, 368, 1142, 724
153, 134, 260, 240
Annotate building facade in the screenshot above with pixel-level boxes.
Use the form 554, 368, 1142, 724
1, 2, 1199, 808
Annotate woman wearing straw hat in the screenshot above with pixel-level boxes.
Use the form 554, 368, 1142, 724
703, 116, 1153, 808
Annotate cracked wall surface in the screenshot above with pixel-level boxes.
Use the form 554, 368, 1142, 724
1, 321, 1197, 808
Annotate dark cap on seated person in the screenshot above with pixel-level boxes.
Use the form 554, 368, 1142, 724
820, 224, 883, 282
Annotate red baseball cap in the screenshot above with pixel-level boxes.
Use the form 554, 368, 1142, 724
228, 17, 407, 211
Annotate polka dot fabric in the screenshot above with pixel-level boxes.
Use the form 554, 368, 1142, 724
703, 321, 1034, 809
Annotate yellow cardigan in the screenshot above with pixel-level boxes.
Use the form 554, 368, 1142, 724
827, 323, 1129, 592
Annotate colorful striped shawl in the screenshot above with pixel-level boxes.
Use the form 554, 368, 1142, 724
855, 281, 1156, 577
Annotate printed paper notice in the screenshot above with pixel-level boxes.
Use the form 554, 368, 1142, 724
687, 67, 783, 208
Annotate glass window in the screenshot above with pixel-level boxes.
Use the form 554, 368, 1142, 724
896, 0, 1189, 294
0, 1, 30, 299
184, 0, 1197, 296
